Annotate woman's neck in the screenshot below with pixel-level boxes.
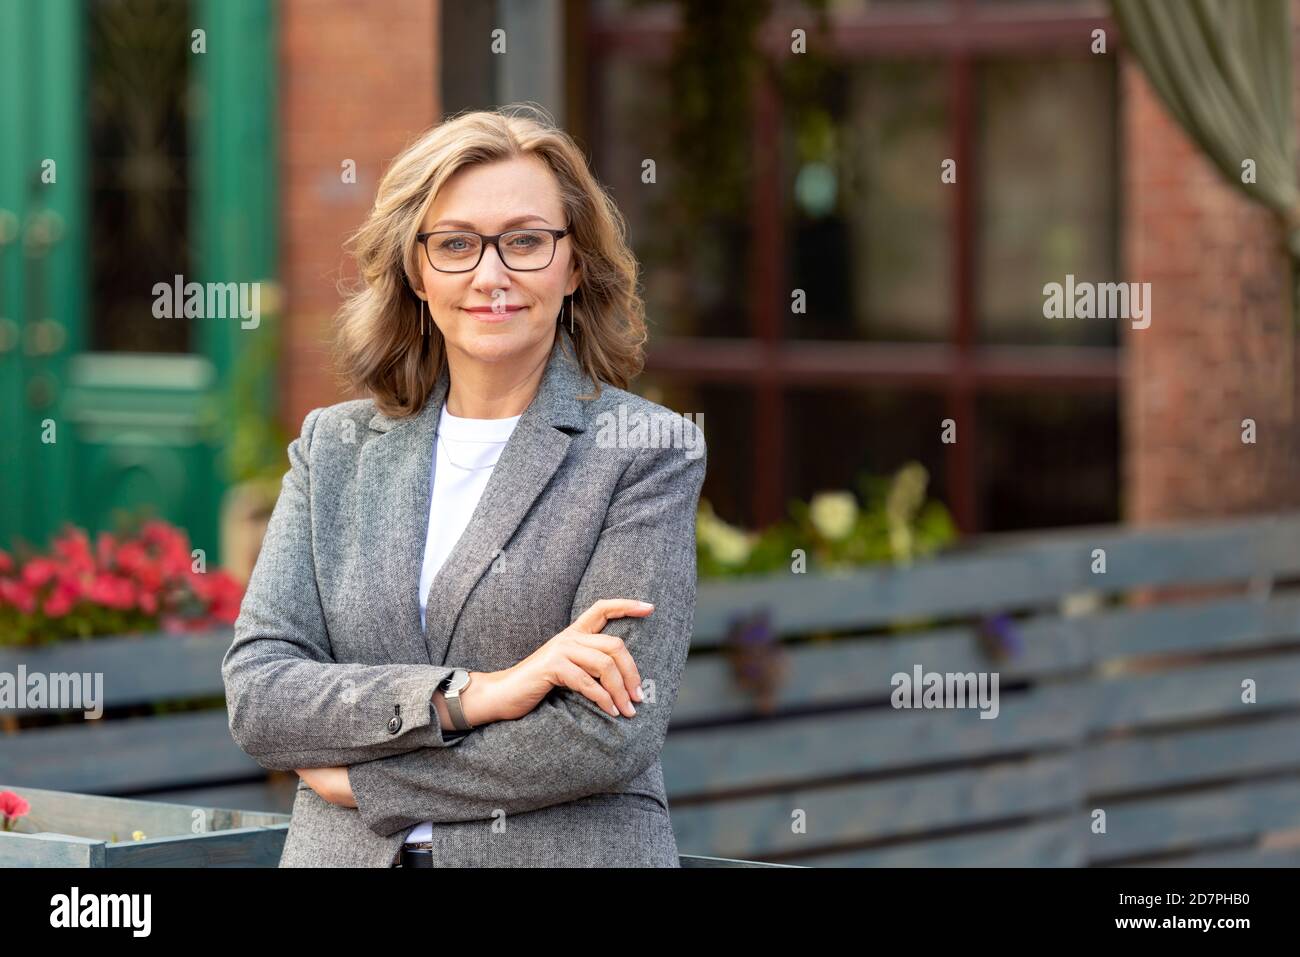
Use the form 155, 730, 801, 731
443, 344, 550, 419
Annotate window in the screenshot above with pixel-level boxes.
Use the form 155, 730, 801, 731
584, 0, 1119, 533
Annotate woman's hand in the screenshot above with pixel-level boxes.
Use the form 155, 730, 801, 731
467, 598, 653, 724
296, 766, 357, 808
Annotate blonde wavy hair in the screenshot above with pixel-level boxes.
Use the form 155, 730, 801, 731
331, 103, 648, 419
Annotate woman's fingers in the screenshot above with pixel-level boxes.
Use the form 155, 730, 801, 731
557, 659, 621, 717
571, 598, 653, 635
564, 644, 637, 717
574, 632, 643, 703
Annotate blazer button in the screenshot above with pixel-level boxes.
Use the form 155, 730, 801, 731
387, 714, 402, 734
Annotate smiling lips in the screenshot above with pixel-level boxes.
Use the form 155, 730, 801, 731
462, 305, 526, 322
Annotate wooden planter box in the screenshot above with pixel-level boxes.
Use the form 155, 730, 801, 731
0, 785, 288, 867
0, 784, 788, 868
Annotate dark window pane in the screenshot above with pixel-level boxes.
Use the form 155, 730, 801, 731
976, 57, 1118, 346
783, 388, 950, 518
633, 375, 755, 528
89, 0, 194, 353
593, 58, 750, 338
976, 391, 1119, 531
783, 59, 950, 342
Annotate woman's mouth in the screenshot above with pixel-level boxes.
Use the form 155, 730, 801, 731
462, 306, 526, 323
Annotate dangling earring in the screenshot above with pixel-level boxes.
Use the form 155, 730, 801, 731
567, 294, 574, 336
421, 298, 427, 336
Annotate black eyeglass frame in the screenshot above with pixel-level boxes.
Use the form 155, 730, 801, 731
416, 225, 572, 273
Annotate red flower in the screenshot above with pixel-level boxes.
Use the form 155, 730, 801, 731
94, 530, 120, 569
52, 527, 94, 574
0, 550, 13, 575
43, 583, 77, 618
0, 790, 31, 825
87, 573, 136, 611
21, 558, 58, 589
1, 578, 37, 615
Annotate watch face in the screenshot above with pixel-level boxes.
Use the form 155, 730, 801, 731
446, 670, 470, 694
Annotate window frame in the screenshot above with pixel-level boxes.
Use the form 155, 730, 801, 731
584, 0, 1120, 533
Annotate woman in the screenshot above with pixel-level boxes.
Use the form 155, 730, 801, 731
221, 105, 707, 868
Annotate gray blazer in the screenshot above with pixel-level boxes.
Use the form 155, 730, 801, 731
221, 337, 706, 867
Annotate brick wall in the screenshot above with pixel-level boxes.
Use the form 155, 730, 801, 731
278, 0, 440, 430
1121, 49, 1300, 523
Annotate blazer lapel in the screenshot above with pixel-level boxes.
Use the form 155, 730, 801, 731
361, 339, 592, 668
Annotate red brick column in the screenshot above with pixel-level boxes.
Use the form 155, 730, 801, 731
278, 0, 441, 428
1121, 52, 1300, 523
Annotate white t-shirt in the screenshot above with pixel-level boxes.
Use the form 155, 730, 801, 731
406, 403, 521, 846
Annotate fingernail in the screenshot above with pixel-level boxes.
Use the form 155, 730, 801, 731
627, 703, 636, 716
638, 601, 654, 610
633, 686, 644, 702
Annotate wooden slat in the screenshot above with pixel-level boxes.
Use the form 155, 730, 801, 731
664, 687, 1085, 796
140, 779, 297, 817
777, 818, 1081, 867
1085, 714, 1300, 796
1086, 652, 1300, 733
104, 825, 288, 867
1081, 592, 1300, 662
692, 513, 1300, 643
0, 831, 106, 867
669, 754, 1079, 858
1140, 844, 1300, 867
0, 783, 290, 839
673, 622, 1086, 723
0, 710, 258, 794
0, 628, 233, 714
1085, 776, 1300, 864
678, 854, 802, 868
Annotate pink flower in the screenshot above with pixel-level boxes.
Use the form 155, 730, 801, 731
0, 790, 30, 830
87, 573, 135, 611
0, 579, 36, 615
43, 587, 75, 618
0, 550, 13, 575
21, 558, 58, 589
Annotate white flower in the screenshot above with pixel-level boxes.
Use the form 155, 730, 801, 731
809, 491, 858, 542
698, 501, 756, 566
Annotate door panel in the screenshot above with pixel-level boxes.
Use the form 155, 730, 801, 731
0, 0, 276, 565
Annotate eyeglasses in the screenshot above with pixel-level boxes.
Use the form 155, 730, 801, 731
416, 225, 571, 273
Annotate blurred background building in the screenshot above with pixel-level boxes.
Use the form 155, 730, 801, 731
3, 0, 1299, 573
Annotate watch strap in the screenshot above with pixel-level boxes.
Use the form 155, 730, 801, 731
444, 669, 473, 732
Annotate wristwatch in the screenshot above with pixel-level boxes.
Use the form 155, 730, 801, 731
441, 669, 474, 732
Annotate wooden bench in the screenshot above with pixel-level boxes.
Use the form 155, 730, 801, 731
3, 510, 1299, 865
666, 510, 1300, 866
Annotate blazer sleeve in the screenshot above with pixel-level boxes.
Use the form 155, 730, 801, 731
347, 423, 706, 836
221, 406, 469, 771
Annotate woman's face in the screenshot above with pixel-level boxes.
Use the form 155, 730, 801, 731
415, 155, 580, 368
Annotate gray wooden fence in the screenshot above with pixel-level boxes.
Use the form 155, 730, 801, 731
2, 510, 1299, 866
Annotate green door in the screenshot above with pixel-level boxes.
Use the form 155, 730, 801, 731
0, 0, 277, 565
